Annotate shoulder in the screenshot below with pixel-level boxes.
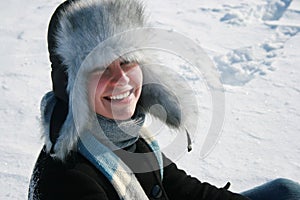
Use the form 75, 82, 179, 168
29, 147, 119, 200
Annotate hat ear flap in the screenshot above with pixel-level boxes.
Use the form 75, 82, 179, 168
138, 83, 181, 128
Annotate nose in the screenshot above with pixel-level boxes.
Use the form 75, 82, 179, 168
109, 60, 130, 85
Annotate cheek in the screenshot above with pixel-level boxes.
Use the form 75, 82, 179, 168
87, 76, 106, 107
128, 67, 143, 88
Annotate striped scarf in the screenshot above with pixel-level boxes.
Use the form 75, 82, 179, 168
78, 130, 163, 200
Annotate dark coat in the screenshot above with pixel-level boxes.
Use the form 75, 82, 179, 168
29, 138, 249, 200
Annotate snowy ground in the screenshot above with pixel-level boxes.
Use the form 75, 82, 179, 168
0, 0, 299, 199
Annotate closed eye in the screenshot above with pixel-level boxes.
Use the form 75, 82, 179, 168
120, 59, 130, 65
120, 58, 138, 71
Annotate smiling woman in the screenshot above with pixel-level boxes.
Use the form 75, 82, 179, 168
27, 0, 300, 200
88, 59, 143, 120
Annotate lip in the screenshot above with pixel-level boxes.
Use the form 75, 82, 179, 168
103, 88, 134, 103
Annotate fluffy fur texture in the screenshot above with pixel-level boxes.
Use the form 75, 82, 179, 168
43, 0, 184, 160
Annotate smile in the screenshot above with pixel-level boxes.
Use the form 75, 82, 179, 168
105, 89, 134, 101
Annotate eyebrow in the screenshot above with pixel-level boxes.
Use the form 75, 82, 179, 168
89, 67, 106, 74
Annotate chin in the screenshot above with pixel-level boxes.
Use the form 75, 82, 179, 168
114, 112, 135, 120
112, 107, 136, 120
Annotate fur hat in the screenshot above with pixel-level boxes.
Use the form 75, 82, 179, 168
42, 0, 185, 160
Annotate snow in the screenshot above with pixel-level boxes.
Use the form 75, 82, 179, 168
0, 0, 299, 199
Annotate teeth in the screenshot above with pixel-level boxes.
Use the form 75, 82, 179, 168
109, 91, 131, 100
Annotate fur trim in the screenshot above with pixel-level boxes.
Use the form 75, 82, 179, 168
40, 92, 56, 153
44, 0, 184, 160
139, 83, 181, 128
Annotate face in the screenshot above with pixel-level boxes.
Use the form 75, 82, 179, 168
88, 59, 143, 120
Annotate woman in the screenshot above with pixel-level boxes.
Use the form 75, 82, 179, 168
28, 0, 300, 199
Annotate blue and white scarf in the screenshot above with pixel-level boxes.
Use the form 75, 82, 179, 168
78, 122, 163, 200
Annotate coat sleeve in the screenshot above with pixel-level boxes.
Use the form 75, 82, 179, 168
162, 156, 250, 200
29, 149, 113, 200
